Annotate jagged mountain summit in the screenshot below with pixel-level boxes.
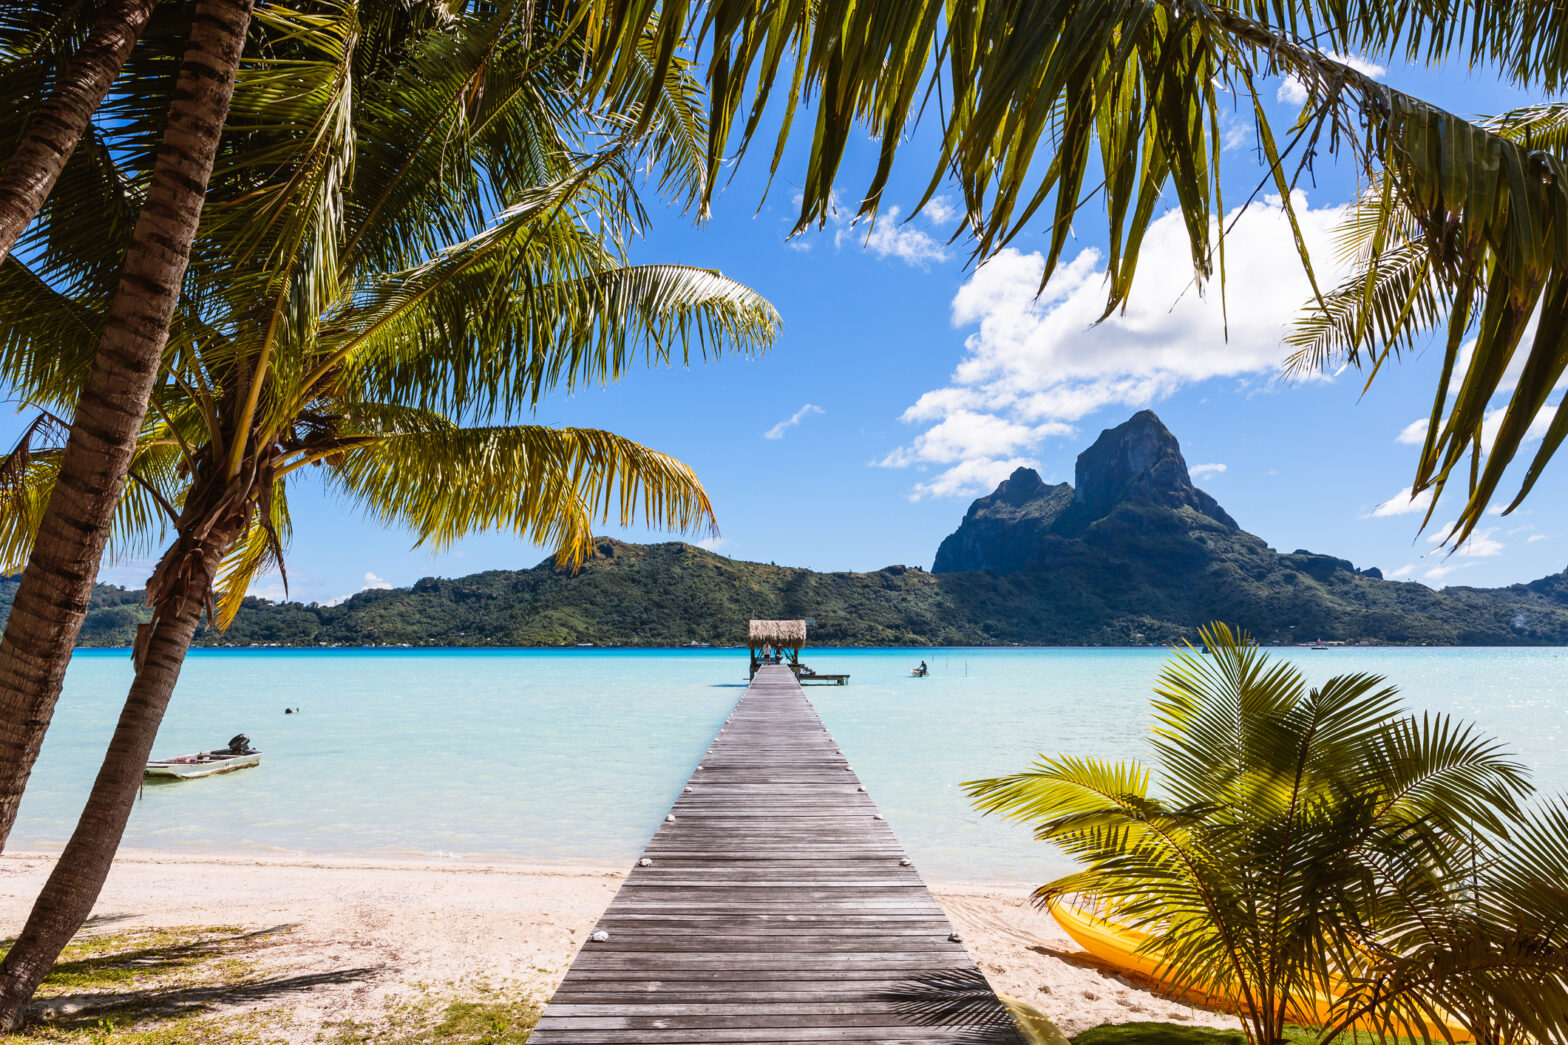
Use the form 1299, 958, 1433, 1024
934, 411, 1235, 573
1071, 410, 1236, 527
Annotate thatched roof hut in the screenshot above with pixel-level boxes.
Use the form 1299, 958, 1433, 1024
748, 619, 806, 647
748, 620, 806, 677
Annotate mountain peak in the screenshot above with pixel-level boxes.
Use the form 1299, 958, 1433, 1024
989, 466, 1047, 506
931, 467, 1073, 573
1073, 411, 1235, 527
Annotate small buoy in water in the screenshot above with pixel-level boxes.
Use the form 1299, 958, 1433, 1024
284, 708, 293, 714
590, 930, 609, 943
639, 858, 653, 867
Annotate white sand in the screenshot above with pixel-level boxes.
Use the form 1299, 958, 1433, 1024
0, 849, 1234, 1040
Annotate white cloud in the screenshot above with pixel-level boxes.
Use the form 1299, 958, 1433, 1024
1277, 78, 1310, 105
249, 582, 290, 603
1419, 519, 1505, 558
1387, 564, 1416, 578
877, 410, 1066, 467
1369, 485, 1433, 518
1279, 53, 1386, 107
1461, 532, 1505, 557
1395, 419, 1427, 446
1529, 533, 1550, 543
911, 457, 1038, 501
1190, 462, 1227, 481
923, 196, 959, 224
838, 205, 948, 266
790, 193, 951, 267
883, 194, 1349, 497
697, 535, 728, 552
1220, 112, 1254, 152
1425, 563, 1462, 580
323, 571, 394, 607
764, 403, 825, 440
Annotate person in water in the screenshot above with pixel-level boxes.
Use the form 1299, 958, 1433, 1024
918, 660, 928, 675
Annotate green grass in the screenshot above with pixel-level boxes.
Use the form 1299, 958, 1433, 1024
0, 926, 541, 1045
15, 1013, 271, 1045
322, 992, 540, 1045
16, 926, 249, 995
0, 925, 274, 1042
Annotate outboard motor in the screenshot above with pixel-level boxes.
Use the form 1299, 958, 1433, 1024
227, 733, 253, 754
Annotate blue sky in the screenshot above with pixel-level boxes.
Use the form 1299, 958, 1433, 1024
9, 49, 1566, 606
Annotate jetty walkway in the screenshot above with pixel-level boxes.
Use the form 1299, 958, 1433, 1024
531, 664, 1021, 1043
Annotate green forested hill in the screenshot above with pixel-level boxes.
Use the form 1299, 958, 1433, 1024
8, 412, 1568, 649
9, 535, 1568, 648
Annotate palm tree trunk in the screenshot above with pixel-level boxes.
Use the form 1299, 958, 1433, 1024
0, 513, 240, 1031
0, 0, 253, 855
0, 0, 159, 264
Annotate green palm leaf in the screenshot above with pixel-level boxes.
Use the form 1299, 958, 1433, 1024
324, 422, 716, 566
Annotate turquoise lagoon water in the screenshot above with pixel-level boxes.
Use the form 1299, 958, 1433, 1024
11, 646, 1568, 883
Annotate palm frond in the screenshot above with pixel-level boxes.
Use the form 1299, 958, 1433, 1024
328, 195, 780, 417
969, 624, 1559, 1044
324, 421, 716, 566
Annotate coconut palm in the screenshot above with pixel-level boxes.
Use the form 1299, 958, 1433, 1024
0, 0, 726, 853
0, 0, 707, 855
1287, 100, 1568, 548
0, 0, 255, 857
0, 0, 157, 263
0, 4, 777, 1025
965, 624, 1568, 1045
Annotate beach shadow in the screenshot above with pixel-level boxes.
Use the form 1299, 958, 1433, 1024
875, 967, 1025, 1044
31, 966, 381, 1029
10, 922, 358, 1033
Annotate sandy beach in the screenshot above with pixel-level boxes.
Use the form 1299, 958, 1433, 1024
0, 848, 1235, 1041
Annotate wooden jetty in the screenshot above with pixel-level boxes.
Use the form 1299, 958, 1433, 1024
530, 664, 1020, 1044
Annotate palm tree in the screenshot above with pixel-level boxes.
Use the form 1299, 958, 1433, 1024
0, 0, 158, 262
965, 624, 1568, 1045
0, 0, 253, 853
0, 0, 717, 853
0, 0, 701, 854
0, 4, 778, 1025
1287, 100, 1568, 548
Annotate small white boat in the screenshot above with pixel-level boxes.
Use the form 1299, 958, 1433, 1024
145, 735, 260, 780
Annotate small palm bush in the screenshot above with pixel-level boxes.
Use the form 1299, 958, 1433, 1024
968, 624, 1568, 1045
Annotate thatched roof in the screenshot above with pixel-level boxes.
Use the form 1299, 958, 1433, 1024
749, 619, 806, 646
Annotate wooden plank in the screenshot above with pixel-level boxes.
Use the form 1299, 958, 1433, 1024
529, 665, 1019, 1044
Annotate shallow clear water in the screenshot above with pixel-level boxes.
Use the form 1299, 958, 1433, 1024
12, 647, 1568, 883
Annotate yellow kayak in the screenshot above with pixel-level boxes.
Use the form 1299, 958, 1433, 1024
1047, 898, 1472, 1041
